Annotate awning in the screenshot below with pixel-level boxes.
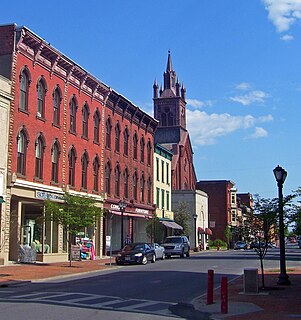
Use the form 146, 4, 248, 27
198, 227, 205, 234
205, 228, 212, 235
109, 210, 147, 218
161, 220, 183, 230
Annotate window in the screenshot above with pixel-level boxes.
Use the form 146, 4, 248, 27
53, 87, 61, 126
133, 133, 138, 160
17, 129, 27, 175
231, 194, 236, 204
93, 156, 100, 192
105, 161, 111, 194
147, 141, 152, 165
161, 160, 165, 183
51, 142, 60, 183
70, 96, 77, 133
81, 152, 89, 190
37, 78, 46, 118
123, 128, 129, 156
19, 69, 30, 111
133, 171, 138, 200
124, 168, 129, 198
147, 177, 152, 203
156, 157, 159, 181
68, 147, 76, 187
166, 163, 170, 184
115, 165, 121, 196
166, 191, 170, 210
82, 103, 89, 139
156, 188, 160, 208
140, 173, 145, 202
35, 136, 44, 179
106, 118, 112, 149
93, 110, 100, 143
115, 123, 120, 152
140, 137, 145, 163
161, 189, 165, 210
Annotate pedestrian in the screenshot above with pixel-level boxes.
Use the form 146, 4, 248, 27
125, 234, 131, 245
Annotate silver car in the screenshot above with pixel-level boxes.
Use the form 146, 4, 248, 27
149, 243, 165, 260
161, 236, 190, 258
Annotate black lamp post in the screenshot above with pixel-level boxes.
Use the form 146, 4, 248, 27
118, 200, 127, 250
193, 213, 198, 248
273, 165, 291, 285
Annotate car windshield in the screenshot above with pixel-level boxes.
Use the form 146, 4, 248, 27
124, 244, 144, 251
164, 237, 182, 243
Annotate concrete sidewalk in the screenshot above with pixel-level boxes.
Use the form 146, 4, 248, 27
0, 259, 301, 319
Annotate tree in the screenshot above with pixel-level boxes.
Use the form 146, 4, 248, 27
146, 213, 165, 243
45, 192, 102, 266
173, 201, 191, 236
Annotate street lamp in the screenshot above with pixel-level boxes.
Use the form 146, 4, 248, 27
193, 213, 198, 248
118, 199, 127, 250
273, 165, 290, 285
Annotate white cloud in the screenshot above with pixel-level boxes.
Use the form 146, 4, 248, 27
246, 127, 268, 139
263, 0, 301, 32
280, 34, 294, 40
229, 90, 269, 106
186, 98, 213, 108
186, 109, 272, 146
235, 82, 251, 90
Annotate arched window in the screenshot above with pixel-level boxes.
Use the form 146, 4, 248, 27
133, 171, 138, 200
133, 133, 138, 160
53, 86, 62, 126
51, 141, 60, 183
106, 118, 112, 149
124, 168, 129, 199
140, 137, 145, 163
17, 129, 28, 175
147, 140, 152, 166
105, 161, 111, 194
68, 147, 77, 187
35, 135, 45, 179
70, 96, 77, 133
82, 103, 89, 139
147, 177, 152, 203
115, 122, 121, 152
37, 78, 46, 118
115, 165, 121, 196
123, 128, 129, 156
93, 156, 100, 192
19, 69, 30, 111
140, 173, 145, 202
93, 110, 100, 143
81, 152, 89, 190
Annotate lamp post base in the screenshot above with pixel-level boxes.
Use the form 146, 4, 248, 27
277, 273, 291, 285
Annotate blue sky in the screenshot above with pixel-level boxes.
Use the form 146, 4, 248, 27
2, 0, 301, 199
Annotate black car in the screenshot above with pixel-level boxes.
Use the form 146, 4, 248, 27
115, 242, 156, 265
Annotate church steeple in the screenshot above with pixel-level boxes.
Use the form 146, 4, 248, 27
163, 50, 176, 92
166, 50, 173, 72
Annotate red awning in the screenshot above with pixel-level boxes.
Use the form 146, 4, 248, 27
198, 227, 205, 234
205, 228, 212, 235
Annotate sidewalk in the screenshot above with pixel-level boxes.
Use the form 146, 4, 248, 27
0, 258, 301, 319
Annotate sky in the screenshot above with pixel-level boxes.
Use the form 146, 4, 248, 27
2, 0, 301, 199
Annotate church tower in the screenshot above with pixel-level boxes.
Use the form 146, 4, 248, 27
153, 51, 187, 129
153, 52, 196, 191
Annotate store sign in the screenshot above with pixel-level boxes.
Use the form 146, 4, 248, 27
36, 191, 63, 202
135, 208, 149, 215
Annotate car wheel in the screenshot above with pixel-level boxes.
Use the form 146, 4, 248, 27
151, 254, 156, 263
180, 249, 185, 258
141, 255, 148, 265
162, 252, 165, 260
166, 254, 171, 259
186, 250, 190, 257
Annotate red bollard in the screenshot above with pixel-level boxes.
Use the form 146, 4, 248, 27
207, 269, 214, 305
221, 276, 228, 314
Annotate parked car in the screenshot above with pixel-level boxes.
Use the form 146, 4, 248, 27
161, 236, 190, 258
250, 241, 266, 249
234, 241, 249, 250
149, 243, 165, 260
115, 242, 156, 265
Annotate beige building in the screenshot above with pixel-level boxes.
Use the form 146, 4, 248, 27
0, 75, 12, 264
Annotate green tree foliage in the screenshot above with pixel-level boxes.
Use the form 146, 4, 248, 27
146, 213, 165, 243
173, 201, 191, 236
290, 188, 301, 235
45, 192, 102, 243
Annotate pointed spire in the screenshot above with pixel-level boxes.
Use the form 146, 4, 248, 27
153, 79, 159, 98
166, 50, 173, 72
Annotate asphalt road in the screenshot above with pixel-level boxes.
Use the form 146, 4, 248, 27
1, 246, 300, 319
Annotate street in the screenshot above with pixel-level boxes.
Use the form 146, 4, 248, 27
0, 247, 300, 319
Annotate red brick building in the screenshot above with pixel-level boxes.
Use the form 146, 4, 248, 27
0, 24, 157, 262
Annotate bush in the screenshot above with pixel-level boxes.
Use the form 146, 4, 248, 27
213, 239, 227, 248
